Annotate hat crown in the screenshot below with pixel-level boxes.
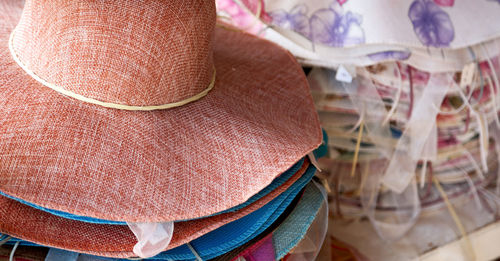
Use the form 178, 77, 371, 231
11, 0, 216, 107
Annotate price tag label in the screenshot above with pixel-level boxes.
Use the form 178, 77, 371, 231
336, 65, 353, 83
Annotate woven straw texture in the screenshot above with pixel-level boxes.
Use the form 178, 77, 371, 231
0, 160, 309, 258
12, 0, 215, 106
273, 182, 324, 260
0, 0, 322, 222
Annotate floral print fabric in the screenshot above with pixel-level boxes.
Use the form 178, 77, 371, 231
217, 0, 500, 70
269, 5, 310, 38
309, 4, 365, 47
219, 0, 500, 49
216, 0, 267, 35
268, 2, 365, 47
408, 0, 454, 47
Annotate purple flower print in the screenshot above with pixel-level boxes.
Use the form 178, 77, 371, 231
269, 5, 310, 38
309, 4, 365, 47
368, 51, 412, 62
408, 0, 455, 47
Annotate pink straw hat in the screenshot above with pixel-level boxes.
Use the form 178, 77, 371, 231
0, 161, 310, 258
0, 0, 321, 222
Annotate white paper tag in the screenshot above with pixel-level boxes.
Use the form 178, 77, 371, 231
460, 63, 476, 87
336, 65, 353, 83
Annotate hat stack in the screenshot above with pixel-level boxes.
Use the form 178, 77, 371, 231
0, 0, 329, 260
216, 0, 500, 259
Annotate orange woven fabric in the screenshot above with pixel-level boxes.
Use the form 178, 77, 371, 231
0, 0, 321, 222
0, 161, 309, 258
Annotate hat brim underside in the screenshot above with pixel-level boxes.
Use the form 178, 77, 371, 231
154, 167, 317, 260
157, 176, 321, 260
0, 1, 322, 222
0, 161, 310, 258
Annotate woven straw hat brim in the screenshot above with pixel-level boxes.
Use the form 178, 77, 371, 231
218, 182, 325, 261
0, 158, 306, 225
0, 1, 322, 223
0, 160, 310, 258
1, 178, 323, 260
152, 164, 317, 260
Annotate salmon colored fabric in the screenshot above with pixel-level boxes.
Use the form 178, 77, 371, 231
0, 0, 321, 223
12, 0, 215, 107
0, 161, 309, 258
